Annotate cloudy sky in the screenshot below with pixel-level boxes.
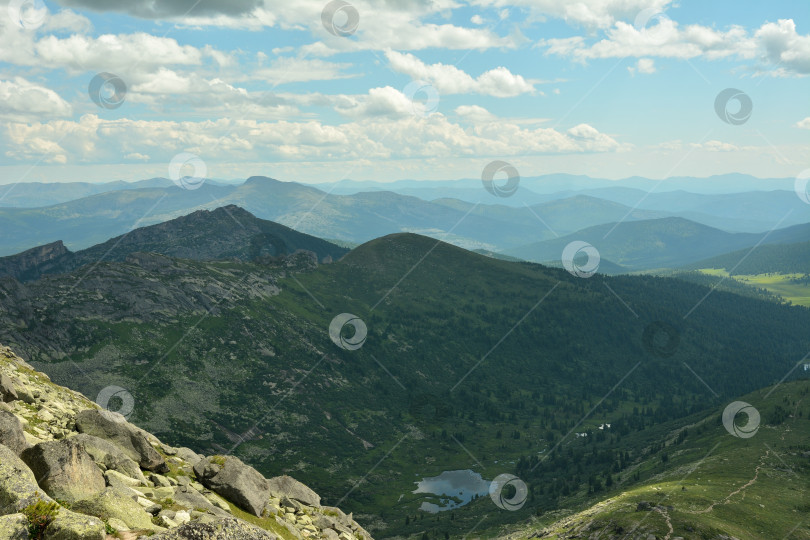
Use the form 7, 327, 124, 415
0, 0, 808, 184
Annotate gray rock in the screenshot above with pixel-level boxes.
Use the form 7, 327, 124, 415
172, 484, 231, 517
73, 409, 167, 472
321, 506, 352, 528
0, 374, 18, 402
0, 513, 29, 539
0, 444, 55, 514
148, 517, 278, 539
322, 528, 340, 540
70, 433, 148, 483
71, 486, 155, 530
175, 447, 203, 464
42, 509, 105, 540
267, 475, 321, 507
0, 410, 30, 456
21, 439, 106, 504
193, 456, 270, 517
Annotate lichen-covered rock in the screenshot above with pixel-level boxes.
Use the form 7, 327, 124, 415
73, 409, 167, 472
0, 373, 18, 402
0, 410, 30, 456
0, 443, 55, 514
21, 439, 106, 504
0, 513, 29, 539
193, 456, 271, 517
69, 433, 148, 485
0, 345, 373, 540
71, 486, 155, 530
148, 517, 278, 539
267, 475, 321, 507
42, 508, 105, 540
172, 483, 231, 518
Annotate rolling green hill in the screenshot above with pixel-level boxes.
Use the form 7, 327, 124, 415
688, 240, 810, 276
2, 211, 809, 538
506, 217, 810, 271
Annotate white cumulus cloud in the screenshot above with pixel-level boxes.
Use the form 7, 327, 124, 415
386, 51, 535, 97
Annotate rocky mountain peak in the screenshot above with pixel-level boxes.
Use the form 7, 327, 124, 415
0, 343, 370, 540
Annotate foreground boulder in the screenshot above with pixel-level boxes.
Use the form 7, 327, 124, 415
43, 508, 105, 540
149, 517, 277, 539
193, 456, 270, 516
0, 444, 54, 514
74, 409, 167, 472
0, 513, 28, 539
0, 374, 18, 402
0, 410, 29, 456
21, 439, 106, 504
71, 486, 156, 531
267, 475, 321, 507
70, 433, 147, 484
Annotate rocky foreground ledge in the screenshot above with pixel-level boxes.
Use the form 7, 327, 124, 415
0, 345, 372, 540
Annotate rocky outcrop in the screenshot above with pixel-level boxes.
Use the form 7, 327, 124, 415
71, 433, 147, 484
21, 439, 106, 504
0, 240, 70, 282
0, 344, 372, 540
74, 409, 167, 472
193, 455, 271, 517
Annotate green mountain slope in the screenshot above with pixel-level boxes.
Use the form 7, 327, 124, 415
506, 217, 810, 271
497, 379, 810, 540
1, 218, 809, 538
688, 240, 810, 275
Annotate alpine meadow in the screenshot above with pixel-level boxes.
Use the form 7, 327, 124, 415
0, 1, 808, 540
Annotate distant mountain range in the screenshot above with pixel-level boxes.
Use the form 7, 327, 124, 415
0, 175, 808, 259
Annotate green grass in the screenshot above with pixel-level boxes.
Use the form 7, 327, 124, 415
223, 500, 299, 540
698, 268, 810, 306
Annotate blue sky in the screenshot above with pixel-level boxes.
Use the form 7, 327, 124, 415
0, 0, 808, 184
